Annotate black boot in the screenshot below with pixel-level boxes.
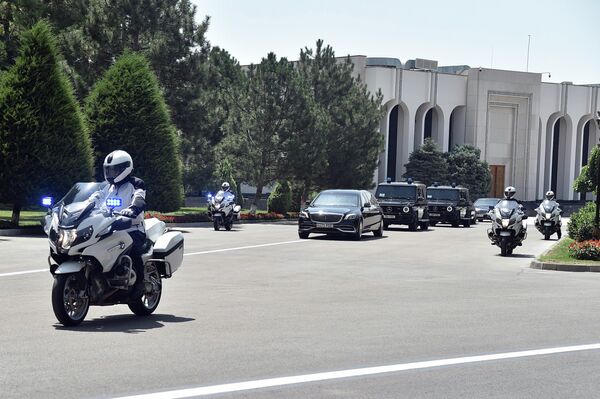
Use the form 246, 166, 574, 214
130, 258, 145, 300
557, 228, 562, 239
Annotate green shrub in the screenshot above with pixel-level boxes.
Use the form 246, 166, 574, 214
268, 181, 292, 214
568, 202, 596, 242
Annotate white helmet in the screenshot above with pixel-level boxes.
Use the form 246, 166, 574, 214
504, 186, 516, 199
545, 190, 555, 200
103, 150, 133, 184
221, 182, 230, 192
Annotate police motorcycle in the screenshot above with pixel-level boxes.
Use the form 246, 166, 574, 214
534, 191, 562, 240
207, 183, 241, 231
43, 182, 184, 326
487, 197, 528, 257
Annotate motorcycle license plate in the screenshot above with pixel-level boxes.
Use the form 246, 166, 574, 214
544, 222, 552, 226
316, 223, 333, 228
430, 213, 440, 217
500, 231, 512, 236
213, 212, 223, 216
384, 215, 395, 219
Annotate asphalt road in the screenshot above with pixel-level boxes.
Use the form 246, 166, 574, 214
1, 220, 600, 398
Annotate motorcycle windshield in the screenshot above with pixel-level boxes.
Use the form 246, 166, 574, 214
496, 200, 519, 219
214, 190, 234, 204
59, 182, 108, 206
56, 182, 108, 227
541, 200, 556, 213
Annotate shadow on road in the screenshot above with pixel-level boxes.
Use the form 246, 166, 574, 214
310, 234, 388, 242
54, 313, 195, 334
494, 253, 536, 259
384, 227, 434, 233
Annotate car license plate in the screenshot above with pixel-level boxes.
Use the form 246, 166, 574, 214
384, 215, 395, 219
430, 213, 440, 217
316, 223, 333, 228
544, 222, 552, 226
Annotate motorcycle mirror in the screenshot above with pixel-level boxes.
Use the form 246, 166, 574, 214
304, 200, 311, 206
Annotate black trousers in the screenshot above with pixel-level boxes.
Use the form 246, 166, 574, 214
128, 230, 146, 285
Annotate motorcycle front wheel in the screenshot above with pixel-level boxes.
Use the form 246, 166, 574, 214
52, 273, 90, 326
128, 265, 162, 316
213, 219, 220, 231
500, 237, 509, 257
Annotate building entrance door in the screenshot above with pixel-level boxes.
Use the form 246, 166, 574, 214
489, 165, 505, 197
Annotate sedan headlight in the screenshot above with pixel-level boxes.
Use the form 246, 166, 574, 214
58, 229, 77, 250
446, 206, 453, 212
299, 211, 309, 219
344, 213, 358, 220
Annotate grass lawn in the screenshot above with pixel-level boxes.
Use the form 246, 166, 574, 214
539, 238, 600, 265
0, 209, 46, 227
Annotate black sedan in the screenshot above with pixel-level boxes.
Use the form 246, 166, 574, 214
298, 189, 384, 240
474, 198, 501, 221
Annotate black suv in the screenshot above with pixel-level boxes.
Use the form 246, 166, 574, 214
375, 180, 429, 231
426, 185, 476, 227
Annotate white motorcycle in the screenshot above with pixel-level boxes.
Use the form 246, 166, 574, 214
208, 190, 241, 231
534, 199, 562, 240
43, 182, 184, 326
487, 199, 528, 257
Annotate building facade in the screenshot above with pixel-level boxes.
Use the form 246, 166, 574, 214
349, 56, 599, 201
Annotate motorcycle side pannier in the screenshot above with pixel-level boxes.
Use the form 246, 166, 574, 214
152, 231, 184, 277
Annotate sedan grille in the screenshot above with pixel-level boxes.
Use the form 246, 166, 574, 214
310, 213, 343, 223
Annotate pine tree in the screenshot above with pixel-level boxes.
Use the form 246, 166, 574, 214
268, 181, 292, 214
85, 52, 183, 212
0, 21, 93, 225
446, 144, 491, 199
299, 40, 384, 190
403, 138, 448, 187
220, 52, 315, 210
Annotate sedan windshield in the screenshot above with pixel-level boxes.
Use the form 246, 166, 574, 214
312, 192, 359, 207
427, 189, 459, 201
375, 185, 416, 200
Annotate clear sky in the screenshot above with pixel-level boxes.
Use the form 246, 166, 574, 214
193, 0, 599, 85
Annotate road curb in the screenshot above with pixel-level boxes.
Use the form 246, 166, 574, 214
0, 227, 44, 237
530, 259, 600, 272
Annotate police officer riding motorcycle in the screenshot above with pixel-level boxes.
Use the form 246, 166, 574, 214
487, 186, 529, 256
534, 190, 562, 240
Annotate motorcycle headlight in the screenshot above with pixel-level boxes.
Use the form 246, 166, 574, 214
299, 211, 309, 219
58, 229, 77, 250
447, 206, 453, 212
345, 213, 358, 220
501, 219, 509, 228
545, 213, 552, 219
402, 206, 410, 213
215, 203, 221, 210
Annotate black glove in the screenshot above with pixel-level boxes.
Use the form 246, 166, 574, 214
120, 208, 135, 218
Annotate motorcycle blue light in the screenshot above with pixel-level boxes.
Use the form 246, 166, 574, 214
41, 197, 53, 207
106, 198, 122, 208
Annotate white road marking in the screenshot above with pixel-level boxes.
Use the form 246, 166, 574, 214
114, 343, 600, 399
0, 268, 47, 277
0, 240, 307, 278
183, 240, 306, 257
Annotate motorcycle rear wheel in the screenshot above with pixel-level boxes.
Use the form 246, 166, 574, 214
52, 273, 89, 326
128, 266, 162, 316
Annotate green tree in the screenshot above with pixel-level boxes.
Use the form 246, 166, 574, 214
221, 52, 315, 210
85, 52, 182, 212
574, 147, 600, 195
446, 144, 491, 199
299, 40, 384, 190
0, 0, 46, 70
0, 21, 92, 225
403, 138, 448, 187
268, 181, 292, 214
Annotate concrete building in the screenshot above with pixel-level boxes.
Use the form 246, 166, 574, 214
349, 56, 599, 201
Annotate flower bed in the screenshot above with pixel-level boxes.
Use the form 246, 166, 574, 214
568, 240, 600, 260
